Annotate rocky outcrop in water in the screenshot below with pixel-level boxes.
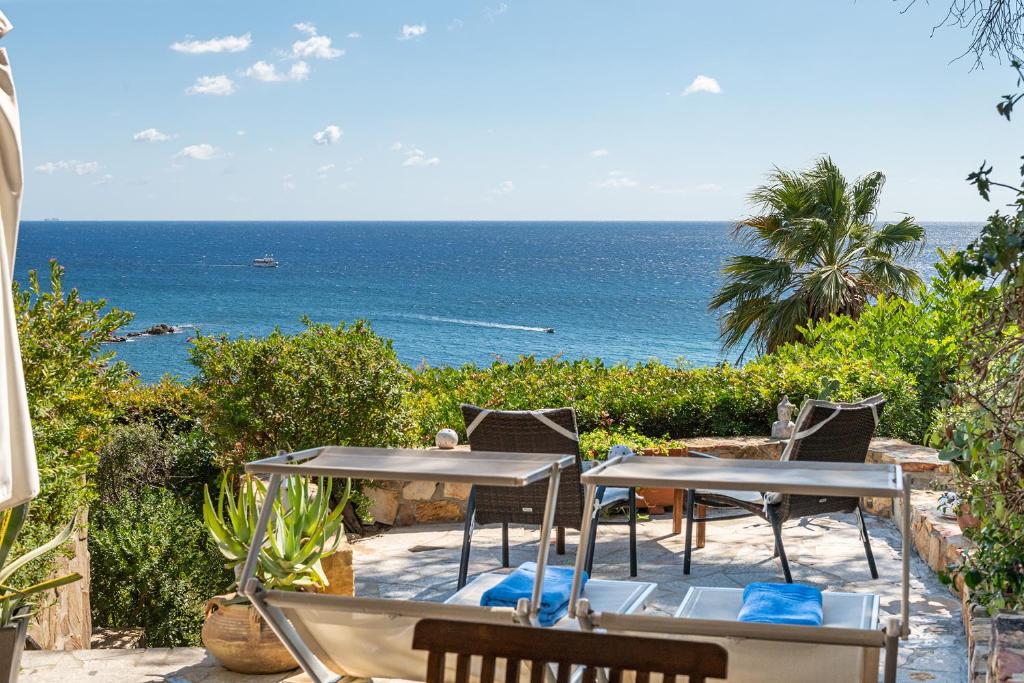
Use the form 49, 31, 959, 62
104, 324, 179, 343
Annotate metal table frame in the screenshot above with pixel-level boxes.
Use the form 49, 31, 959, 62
238, 445, 574, 683
568, 455, 910, 683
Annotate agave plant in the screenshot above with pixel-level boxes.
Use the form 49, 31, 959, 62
0, 503, 82, 626
203, 474, 350, 593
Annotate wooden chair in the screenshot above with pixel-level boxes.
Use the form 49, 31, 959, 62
412, 618, 729, 683
458, 405, 637, 589
684, 395, 886, 583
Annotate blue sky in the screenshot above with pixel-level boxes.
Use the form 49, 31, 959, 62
4, 0, 1021, 221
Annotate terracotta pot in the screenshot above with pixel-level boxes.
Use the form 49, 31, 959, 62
957, 509, 981, 532
635, 448, 686, 511
202, 595, 297, 674
0, 608, 29, 683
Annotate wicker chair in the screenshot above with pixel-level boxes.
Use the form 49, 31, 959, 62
458, 404, 637, 589
412, 618, 729, 683
684, 394, 886, 583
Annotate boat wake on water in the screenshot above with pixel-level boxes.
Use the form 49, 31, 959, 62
399, 314, 554, 333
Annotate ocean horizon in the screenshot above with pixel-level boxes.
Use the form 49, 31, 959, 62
14, 220, 980, 382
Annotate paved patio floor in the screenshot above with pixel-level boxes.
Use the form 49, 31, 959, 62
21, 511, 966, 682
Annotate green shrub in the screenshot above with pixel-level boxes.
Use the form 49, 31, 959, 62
190, 319, 411, 468
89, 488, 229, 646
14, 261, 130, 587
406, 352, 922, 446
578, 427, 686, 460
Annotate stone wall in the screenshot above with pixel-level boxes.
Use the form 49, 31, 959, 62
28, 508, 91, 650
365, 437, 951, 526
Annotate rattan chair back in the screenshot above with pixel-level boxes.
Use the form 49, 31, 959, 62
460, 404, 585, 529
777, 394, 886, 521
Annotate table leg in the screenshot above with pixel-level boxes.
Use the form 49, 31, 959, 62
695, 504, 706, 549
678, 490, 707, 549
672, 489, 683, 535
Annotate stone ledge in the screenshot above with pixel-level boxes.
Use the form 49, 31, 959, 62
366, 437, 950, 526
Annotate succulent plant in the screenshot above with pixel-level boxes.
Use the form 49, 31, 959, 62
203, 474, 350, 593
0, 503, 82, 626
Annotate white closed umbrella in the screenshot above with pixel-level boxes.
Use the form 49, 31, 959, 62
0, 12, 38, 510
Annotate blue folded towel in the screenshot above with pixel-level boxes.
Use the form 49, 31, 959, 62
737, 582, 823, 626
480, 562, 588, 626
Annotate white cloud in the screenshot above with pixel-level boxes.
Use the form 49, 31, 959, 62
289, 23, 344, 59
282, 173, 296, 191
244, 61, 310, 82
35, 160, 100, 175
392, 143, 439, 166
594, 171, 638, 189
236, 130, 246, 137
174, 144, 220, 161
648, 182, 723, 194
486, 3, 509, 21
317, 163, 336, 178
682, 75, 721, 96
348, 32, 361, 39
171, 33, 252, 54
133, 128, 173, 143
589, 148, 609, 158
489, 180, 515, 195
94, 173, 114, 185
402, 150, 440, 167
399, 24, 427, 40
448, 19, 464, 31
186, 75, 236, 96
313, 125, 343, 145
292, 34, 344, 59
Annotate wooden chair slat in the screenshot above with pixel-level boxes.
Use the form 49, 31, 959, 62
425, 651, 446, 683
505, 657, 521, 683
530, 661, 548, 683
480, 655, 496, 683
456, 653, 471, 683
555, 661, 571, 683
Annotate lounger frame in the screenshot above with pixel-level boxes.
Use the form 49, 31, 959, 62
239, 446, 574, 683
570, 455, 910, 683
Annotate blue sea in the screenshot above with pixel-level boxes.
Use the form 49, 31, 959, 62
13, 221, 979, 382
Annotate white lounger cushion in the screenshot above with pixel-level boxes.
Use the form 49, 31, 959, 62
673, 587, 880, 683
278, 572, 656, 681
450, 572, 656, 631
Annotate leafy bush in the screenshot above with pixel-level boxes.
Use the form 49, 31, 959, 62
406, 351, 923, 446
780, 254, 980, 438
932, 63, 1024, 611
578, 427, 687, 460
89, 488, 229, 646
14, 261, 130, 588
90, 419, 224, 645
190, 319, 411, 468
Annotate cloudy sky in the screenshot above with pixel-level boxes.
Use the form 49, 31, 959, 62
4, 0, 1019, 221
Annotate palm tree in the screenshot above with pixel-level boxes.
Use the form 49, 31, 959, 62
710, 156, 925, 359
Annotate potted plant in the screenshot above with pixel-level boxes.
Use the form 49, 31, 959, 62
202, 474, 350, 675
0, 503, 81, 683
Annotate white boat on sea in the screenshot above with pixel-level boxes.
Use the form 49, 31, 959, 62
252, 255, 279, 268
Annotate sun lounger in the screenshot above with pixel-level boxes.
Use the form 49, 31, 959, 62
570, 454, 909, 683
239, 446, 657, 683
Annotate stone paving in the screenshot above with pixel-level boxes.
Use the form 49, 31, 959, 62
21, 512, 966, 682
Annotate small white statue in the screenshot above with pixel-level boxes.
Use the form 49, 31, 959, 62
435, 428, 459, 449
771, 395, 796, 439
